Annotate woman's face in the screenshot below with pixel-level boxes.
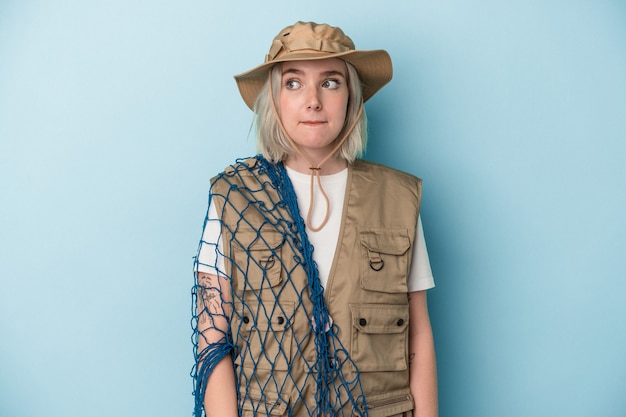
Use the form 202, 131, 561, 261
278, 58, 349, 159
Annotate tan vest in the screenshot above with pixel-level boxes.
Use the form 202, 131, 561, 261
212, 157, 421, 417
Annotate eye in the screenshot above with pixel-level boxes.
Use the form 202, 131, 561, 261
285, 79, 301, 90
322, 79, 340, 89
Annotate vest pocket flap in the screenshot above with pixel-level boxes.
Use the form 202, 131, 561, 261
243, 228, 285, 251
359, 228, 410, 255
350, 304, 409, 334
237, 301, 294, 332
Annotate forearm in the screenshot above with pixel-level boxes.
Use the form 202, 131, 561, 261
196, 272, 238, 416
408, 291, 438, 417
203, 355, 238, 417
409, 325, 438, 417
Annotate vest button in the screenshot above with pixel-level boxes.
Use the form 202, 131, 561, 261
359, 318, 367, 326
397, 319, 404, 326
243, 315, 250, 324
277, 316, 285, 325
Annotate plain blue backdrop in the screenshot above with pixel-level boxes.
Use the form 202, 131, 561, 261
1, 1, 625, 416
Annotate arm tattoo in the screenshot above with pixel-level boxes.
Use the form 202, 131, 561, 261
199, 287, 218, 307
197, 274, 224, 322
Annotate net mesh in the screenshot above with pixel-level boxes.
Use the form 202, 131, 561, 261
191, 156, 366, 416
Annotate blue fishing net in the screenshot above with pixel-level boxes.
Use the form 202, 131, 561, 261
191, 156, 366, 416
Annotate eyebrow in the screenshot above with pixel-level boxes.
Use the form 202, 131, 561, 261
281, 68, 346, 78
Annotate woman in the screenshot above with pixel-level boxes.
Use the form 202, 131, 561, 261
193, 21, 437, 417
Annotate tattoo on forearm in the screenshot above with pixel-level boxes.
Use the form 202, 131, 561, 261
200, 287, 221, 315
409, 352, 416, 366
197, 274, 225, 325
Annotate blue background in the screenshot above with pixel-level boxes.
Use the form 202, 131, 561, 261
1, 1, 625, 416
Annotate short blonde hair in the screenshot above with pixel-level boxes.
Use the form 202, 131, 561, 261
253, 61, 367, 163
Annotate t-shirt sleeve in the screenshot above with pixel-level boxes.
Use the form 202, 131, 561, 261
196, 198, 225, 275
407, 214, 435, 292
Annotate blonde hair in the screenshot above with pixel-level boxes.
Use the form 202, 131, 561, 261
253, 61, 367, 163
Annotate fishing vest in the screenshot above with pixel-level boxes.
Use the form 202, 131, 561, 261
210, 156, 421, 417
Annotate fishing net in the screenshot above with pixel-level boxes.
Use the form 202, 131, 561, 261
191, 156, 366, 416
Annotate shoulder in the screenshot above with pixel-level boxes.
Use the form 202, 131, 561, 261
210, 156, 263, 180
209, 156, 269, 193
223, 156, 260, 176
352, 159, 422, 190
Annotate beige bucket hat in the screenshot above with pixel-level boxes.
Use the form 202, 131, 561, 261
234, 21, 393, 110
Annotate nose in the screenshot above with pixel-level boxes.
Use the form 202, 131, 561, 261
306, 88, 322, 110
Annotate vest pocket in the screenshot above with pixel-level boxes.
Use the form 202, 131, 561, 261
349, 304, 409, 372
233, 301, 294, 372
359, 228, 410, 293
231, 228, 285, 291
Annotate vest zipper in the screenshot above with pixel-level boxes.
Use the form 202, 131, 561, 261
366, 393, 412, 410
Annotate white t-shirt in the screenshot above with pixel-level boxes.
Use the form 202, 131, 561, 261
197, 166, 435, 292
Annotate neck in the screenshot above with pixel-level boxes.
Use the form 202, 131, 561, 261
285, 154, 347, 175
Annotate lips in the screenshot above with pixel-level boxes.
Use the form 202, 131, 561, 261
300, 120, 326, 126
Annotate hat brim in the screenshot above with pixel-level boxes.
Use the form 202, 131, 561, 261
234, 49, 392, 110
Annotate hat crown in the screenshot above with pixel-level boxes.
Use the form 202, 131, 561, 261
265, 22, 355, 63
